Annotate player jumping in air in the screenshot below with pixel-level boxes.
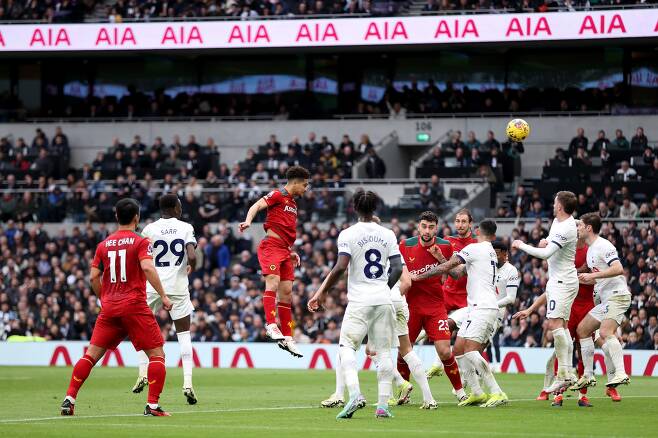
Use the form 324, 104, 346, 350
397, 211, 466, 404
61, 198, 173, 417
513, 191, 579, 395
426, 209, 477, 379
569, 213, 631, 395
240, 166, 310, 358
132, 194, 198, 405
309, 190, 403, 419
413, 220, 508, 407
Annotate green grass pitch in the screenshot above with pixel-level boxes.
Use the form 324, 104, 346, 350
1, 366, 657, 437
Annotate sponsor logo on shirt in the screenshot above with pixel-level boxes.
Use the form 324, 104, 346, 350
283, 205, 297, 215
554, 233, 568, 241
409, 262, 440, 276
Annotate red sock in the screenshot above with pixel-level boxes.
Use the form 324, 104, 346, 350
577, 359, 587, 395
263, 291, 277, 325
147, 356, 166, 405
553, 358, 558, 375
66, 354, 96, 399
277, 302, 293, 336
443, 355, 463, 391
397, 353, 411, 382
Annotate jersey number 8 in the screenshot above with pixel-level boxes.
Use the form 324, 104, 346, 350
364, 249, 384, 279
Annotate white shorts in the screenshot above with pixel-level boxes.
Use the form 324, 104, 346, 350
492, 308, 505, 334
147, 292, 194, 321
339, 303, 395, 353
457, 308, 498, 344
448, 307, 469, 329
393, 300, 409, 338
546, 281, 578, 321
589, 294, 631, 326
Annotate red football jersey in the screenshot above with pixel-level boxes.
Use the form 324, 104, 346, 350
574, 243, 595, 302
443, 234, 478, 295
263, 189, 298, 247
92, 230, 153, 311
400, 236, 453, 311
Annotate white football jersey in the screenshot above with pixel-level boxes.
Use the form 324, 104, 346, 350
587, 236, 629, 303
546, 216, 578, 286
142, 217, 196, 296
457, 241, 498, 310
496, 261, 520, 306
337, 221, 401, 306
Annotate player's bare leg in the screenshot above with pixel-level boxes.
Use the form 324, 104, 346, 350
398, 335, 436, 409
174, 315, 197, 404
276, 280, 303, 357
143, 346, 170, 416
61, 344, 106, 416
263, 274, 285, 341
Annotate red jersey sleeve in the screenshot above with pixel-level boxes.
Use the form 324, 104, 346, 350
92, 245, 103, 269
137, 237, 154, 262
263, 190, 283, 207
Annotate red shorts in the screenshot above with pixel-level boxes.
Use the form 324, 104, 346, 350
257, 237, 294, 281
407, 306, 451, 342
90, 305, 164, 352
568, 299, 595, 338
444, 292, 467, 314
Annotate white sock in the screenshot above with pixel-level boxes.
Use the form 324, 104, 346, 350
334, 350, 345, 398
466, 351, 502, 394
456, 354, 483, 397
404, 351, 433, 402
565, 330, 574, 373
604, 336, 625, 377
552, 328, 569, 379
393, 368, 406, 386
579, 337, 595, 378
177, 330, 193, 388
65, 395, 75, 404
376, 350, 394, 407
137, 349, 149, 379
148, 403, 159, 409
601, 342, 616, 379
543, 352, 556, 391
339, 346, 360, 400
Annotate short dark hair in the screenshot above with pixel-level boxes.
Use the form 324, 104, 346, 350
479, 219, 497, 237
580, 212, 602, 234
455, 208, 473, 223
286, 166, 310, 181
491, 240, 508, 252
159, 193, 179, 212
419, 211, 438, 224
556, 191, 577, 214
353, 189, 379, 217
115, 198, 140, 225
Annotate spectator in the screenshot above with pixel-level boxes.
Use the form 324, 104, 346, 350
616, 161, 638, 182
610, 129, 630, 151
465, 131, 481, 152
386, 100, 407, 120
365, 148, 386, 178
631, 127, 648, 152
568, 127, 588, 156
482, 130, 500, 153
618, 197, 639, 219
250, 163, 269, 182
591, 129, 609, 154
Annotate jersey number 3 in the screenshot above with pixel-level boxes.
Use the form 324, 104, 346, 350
364, 249, 384, 279
154, 239, 186, 267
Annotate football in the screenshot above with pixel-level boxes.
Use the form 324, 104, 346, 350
506, 118, 531, 142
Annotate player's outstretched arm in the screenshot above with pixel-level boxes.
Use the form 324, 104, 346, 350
140, 258, 173, 311
90, 267, 102, 300
239, 198, 268, 233
412, 254, 463, 281
579, 260, 623, 284
512, 239, 559, 260
512, 292, 546, 320
399, 266, 411, 296
308, 254, 350, 312
388, 255, 403, 289
447, 264, 466, 279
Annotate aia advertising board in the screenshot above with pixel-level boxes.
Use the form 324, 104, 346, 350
0, 10, 656, 52
1, 341, 657, 376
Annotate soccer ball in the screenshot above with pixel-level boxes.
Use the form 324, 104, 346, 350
505, 119, 530, 142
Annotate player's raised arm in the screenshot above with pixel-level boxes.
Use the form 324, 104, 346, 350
511, 239, 560, 260
308, 253, 350, 312
412, 254, 463, 281
239, 198, 269, 233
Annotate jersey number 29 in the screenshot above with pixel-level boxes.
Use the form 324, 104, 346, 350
154, 239, 186, 267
